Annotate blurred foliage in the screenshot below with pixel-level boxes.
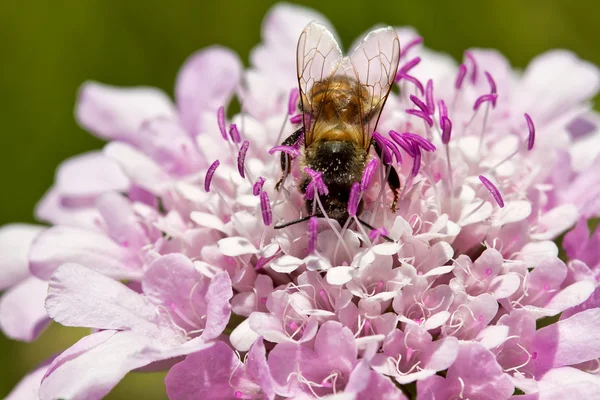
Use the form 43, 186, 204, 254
0, 0, 599, 397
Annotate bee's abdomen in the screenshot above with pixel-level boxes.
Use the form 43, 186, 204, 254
305, 140, 366, 190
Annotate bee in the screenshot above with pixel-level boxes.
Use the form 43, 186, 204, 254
274, 21, 401, 229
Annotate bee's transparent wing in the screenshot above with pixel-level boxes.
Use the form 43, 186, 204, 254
348, 27, 400, 148
297, 21, 343, 146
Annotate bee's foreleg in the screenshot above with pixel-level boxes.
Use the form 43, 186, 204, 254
275, 127, 304, 190
371, 138, 400, 212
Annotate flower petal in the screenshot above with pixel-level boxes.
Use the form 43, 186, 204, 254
76, 81, 175, 142
0, 224, 44, 290
0, 277, 50, 341
176, 46, 243, 135
29, 226, 141, 280
165, 341, 239, 400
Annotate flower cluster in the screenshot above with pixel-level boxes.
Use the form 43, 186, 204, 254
2, 3, 600, 399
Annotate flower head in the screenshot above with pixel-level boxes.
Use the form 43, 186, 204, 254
3, 2, 600, 400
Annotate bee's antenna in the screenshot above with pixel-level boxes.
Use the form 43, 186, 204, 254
355, 218, 394, 243
274, 215, 312, 229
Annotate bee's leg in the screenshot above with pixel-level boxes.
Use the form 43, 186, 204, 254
275, 127, 303, 190
371, 138, 401, 212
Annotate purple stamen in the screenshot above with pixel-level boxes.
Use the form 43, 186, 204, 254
373, 132, 392, 165
347, 182, 360, 217
473, 94, 498, 111
268, 145, 301, 158
402, 132, 436, 152
369, 227, 388, 241
410, 94, 429, 114
398, 57, 421, 76
389, 131, 416, 157
361, 158, 378, 190
438, 99, 448, 123
308, 216, 318, 253
479, 175, 505, 208
304, 168, 329, 200
290, 114, 303, 124
525, 113, 535, 151
455, 64, 467, 90
406, 109, 434, 127
411, 145, 422, 177
426, 79, 435, 115
260, 191, 272, 226
229, 123, 241, 143
237, 140, 249, 178
217, 106, 227, 141
288, 88, 300, 115
396, 73, 425, 95
253, 176, 265, 196
204, 160, 220, 192
441, 116, 452, 145
484, 71, 497, 94
382, 136, 402, 164
465, 51, 478, 83
400, 37, 423, 59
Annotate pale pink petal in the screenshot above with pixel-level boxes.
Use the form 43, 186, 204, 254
538, 367, 600, 399
176, 46, 243, 135
0, 277, 50, 341
203, 271, 233, 340
75, 81, 176, 142
5, 356, 54, 400
103, 142, 170, 193
559, 154, 600, 218
46, 264, 160, 336
95, 192, 148, 250
35, 186, 104, 231
531, 308, 600, 374
54, 151, 129, 199
531, 204, 579, 240
245, 338, 275, 400
516, 50, 600, 127
29, 226, 141, 280
0, 224, 44, 290
165, 341, 239, 400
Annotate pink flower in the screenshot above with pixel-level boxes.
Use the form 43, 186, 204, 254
2, 2, 600, 399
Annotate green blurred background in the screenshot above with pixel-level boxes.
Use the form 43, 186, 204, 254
1, 0, 599, 397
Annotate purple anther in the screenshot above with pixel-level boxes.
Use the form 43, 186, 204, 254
525, 113, 535, 151
441, 116, 452, 145
455, 64, 467, 90
410, 94, 429, 114
268, 145, 301, 158
372, 132, 392, 165
290, 114, 303, 124
361, 158, 378, 190
308, 216, 318, 253
398, 57, 421, 75
229, 123, 241, 143
426, 79, 435, 115
253, 176, 265, 196
260, 191, 272, 226
382, 136, 402, 164
237, 140, 250, 178
204, 160, 220, 192
465, 51, 478, 83
389, 130, 416, 157
217, 106, 227, 141
288, 88, 300, 115
484, 71, 497, 94
347, 182, 360, 217
473, 94, 498, 111
438, 99, 448, 123
399, 37, 423, 59
479, 175, 505, 208
411, 145, 422, 177
396, 73, 425, 95
304, 168, 329, 200
402, 132, 436, 152
406, 109, 434, 127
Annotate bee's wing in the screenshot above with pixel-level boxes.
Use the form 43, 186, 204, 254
296, 21, 343, 147
348, 26, 400, 149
